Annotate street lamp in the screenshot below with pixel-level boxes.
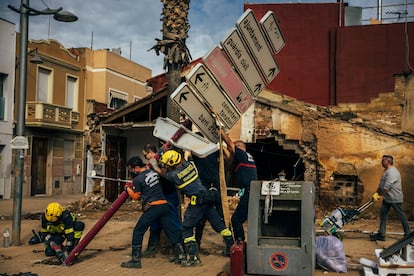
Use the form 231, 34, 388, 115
8, 0, 78, 246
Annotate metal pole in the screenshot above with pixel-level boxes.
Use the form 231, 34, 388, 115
12, 0, 29, 246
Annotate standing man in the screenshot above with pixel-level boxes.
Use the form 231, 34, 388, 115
370, 155, 410, 241
121, 156, 186, 269
141, 143, 182, 257
190, 150, 223, 250
159, 150, 234, 266
221, 129, 257, 242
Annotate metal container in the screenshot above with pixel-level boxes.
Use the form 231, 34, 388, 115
247, 181, 315, 275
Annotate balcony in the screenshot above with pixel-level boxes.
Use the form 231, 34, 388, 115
26, 102, 80, 129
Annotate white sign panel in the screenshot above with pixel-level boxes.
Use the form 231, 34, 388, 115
186, 63, 240, 129
236, 9, 280, 83
10, 136, 29, 149
153, 117, 218, 158
221, 28, 265, 97
260, 11, 286, 54
171, 83, 219, 143
203, 46, 254, 114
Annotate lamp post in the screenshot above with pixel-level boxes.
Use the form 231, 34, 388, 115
8, 0, 78, 246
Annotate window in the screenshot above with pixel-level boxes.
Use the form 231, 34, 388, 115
0, 73, 6, 120
66, 75, 78, 111
108, 89, 128, 109
37, 67, 52, 102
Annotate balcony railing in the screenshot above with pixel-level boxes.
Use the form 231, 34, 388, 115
26, 102, 80, 129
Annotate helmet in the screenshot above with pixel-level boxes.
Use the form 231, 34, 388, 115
160, 150, 181, 168
45, 202, 64, 222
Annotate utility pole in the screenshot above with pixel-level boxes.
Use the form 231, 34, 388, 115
150, 0, 191, 123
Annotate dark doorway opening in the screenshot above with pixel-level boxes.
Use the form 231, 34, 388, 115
31, 137, 48, 195
246, 138, 305, 181
105, 135, 127, 202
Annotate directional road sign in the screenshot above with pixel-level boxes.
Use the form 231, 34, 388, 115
221, 28, 265, 97
236, 9, 280, 84
171, 82, 219, 143
186, 63, 240, 129
153, 117, 218, 158
203, 46, 254, 114
260, 11, 286, 54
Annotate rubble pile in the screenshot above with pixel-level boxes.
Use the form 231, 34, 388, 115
66, 195, 110, 213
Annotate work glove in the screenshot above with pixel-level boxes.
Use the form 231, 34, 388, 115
148, 157, 160, 171
372, 192, 381, 201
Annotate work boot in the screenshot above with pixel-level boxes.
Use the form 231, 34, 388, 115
173, 243, 187, 265
183, 241, 201, 266
55, 250, 66, 263
222, 236, 234, 257
142, 230, 161, 258
121, 246, 142, 269
370, 232, 385, 241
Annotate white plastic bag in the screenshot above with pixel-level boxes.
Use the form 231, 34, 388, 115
315, 235, 347, 272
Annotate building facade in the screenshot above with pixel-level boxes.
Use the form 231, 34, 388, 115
13, 38, 86, 197
0, 19, 16, 199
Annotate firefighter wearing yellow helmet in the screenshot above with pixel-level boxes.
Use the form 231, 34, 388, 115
40, 202, 85, 262
159, 150, 234, 266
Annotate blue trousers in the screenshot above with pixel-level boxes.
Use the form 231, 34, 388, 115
149, 192, 182, 232
182, 203, 226, 241
132, 204, 181, 247
379, 200, 410, 236
231, 191, 249, 241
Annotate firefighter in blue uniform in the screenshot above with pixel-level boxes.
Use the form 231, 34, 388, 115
121, 156, 186, 269
141, 144, 182, 257
40, 202, 85, 262
221, 129, 258, 241
159, 150, 234, 266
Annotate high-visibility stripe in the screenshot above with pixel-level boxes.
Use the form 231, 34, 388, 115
235, 163, 256, 172
149, 199, 168, 206
184, 235, 196, 243
177, 174, 198, 189
65, 228, 74, 235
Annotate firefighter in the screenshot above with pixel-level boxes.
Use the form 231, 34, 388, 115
40, 202, 85, 262
141, 144, 182, 258
159, 150, 234, 266
220, 129, 257, 242
121, 156, 186, 269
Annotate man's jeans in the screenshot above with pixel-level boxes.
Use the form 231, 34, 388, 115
379, 201, 410, 236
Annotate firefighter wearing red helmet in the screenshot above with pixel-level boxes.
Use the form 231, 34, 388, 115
40, 202, 85, 262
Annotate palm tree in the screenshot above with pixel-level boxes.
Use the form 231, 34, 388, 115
150, 0, 192, 123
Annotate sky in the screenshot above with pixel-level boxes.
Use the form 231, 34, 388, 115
1, 0, 413, 76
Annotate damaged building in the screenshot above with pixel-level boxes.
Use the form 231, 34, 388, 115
83, 2, 414, 219
86, 72, 414, 220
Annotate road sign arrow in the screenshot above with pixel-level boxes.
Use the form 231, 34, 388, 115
179, 91, 189, 103
254, 83, 263, 94
195, 72, 205, 84
268, 67, 276, 78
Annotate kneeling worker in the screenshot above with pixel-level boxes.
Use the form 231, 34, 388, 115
41, 202, 85, 262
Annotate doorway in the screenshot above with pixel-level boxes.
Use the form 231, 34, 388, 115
105, 135, 127, 202
31, 137, 48, 195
